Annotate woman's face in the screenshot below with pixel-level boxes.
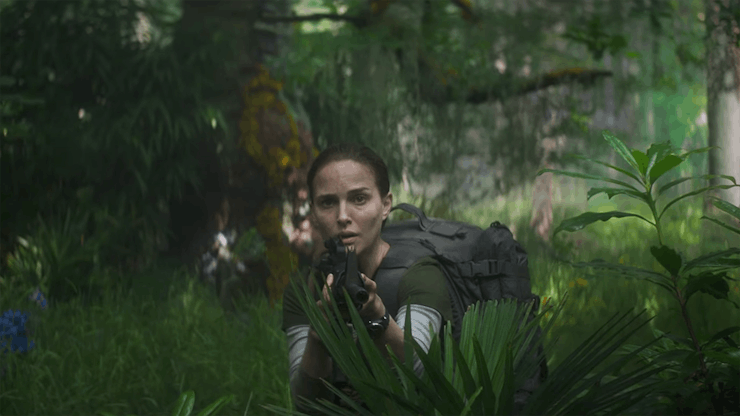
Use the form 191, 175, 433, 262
310, 159, 392, 258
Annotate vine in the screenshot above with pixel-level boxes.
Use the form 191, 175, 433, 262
240, 64, 319, 305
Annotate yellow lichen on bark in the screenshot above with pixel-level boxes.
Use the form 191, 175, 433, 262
240, 64, 309, 305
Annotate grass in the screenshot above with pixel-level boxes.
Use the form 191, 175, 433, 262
2, 178, 739, 415
1, 262, 291, 415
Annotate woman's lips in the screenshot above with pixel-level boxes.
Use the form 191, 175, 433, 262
341, 235, 357, 244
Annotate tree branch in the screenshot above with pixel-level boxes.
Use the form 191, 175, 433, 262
258, 13, 368, 27
450, 0, 480, 24
462, 68, 613, 104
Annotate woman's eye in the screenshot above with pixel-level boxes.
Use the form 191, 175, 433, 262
354, 195, 367, 203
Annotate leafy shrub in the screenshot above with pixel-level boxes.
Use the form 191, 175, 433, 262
262, 275, 668, 416
538, 131, 740, 415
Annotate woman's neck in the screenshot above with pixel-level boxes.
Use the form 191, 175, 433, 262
359, 239, 390, 280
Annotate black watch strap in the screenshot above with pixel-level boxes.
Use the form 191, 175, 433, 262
364, 309, 390, 340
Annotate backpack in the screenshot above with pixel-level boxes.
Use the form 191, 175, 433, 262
372, 203, 549, 410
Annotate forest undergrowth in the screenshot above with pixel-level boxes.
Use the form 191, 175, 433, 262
1, 179, 738, 416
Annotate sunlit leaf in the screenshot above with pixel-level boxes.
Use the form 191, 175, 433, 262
649, 155, 683, 184
701, 216, 740, 236
535, 168, 642, 193
564, 154, 643, 184
707, 197, 740, 221
631, 149, 649, 175
602, 131, 641, 174
678, 146, 717, 160
587, 187, 649, 204
657, 174, 736, 197
660, 183, 740, 221
553, 211, 653, 236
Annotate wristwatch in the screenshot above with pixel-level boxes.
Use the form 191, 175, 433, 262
364, 309, 390, 340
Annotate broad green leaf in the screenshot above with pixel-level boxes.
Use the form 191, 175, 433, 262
564, 154, 643, 184
657, 174, 736, 197
649, 155, 683, 184
659, 183, 740, 221
602, 131, 641, 173
708, 197, 740, 221
701, 216, 740, 236
171, 391, 195, 416
195, 395, 235, 416
701, 326, 740, 349
683, 271, 731, 304
704, 350, 740, 368
650, 245, 683, 276
631, 149, 649, 175
553, 211, 653, 236
646, 141, 676, 167
681, 248, 740, 274
536, 168, 642, 193
587, 187, 649, 204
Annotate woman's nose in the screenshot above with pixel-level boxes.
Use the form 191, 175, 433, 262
337, 201, 351, 224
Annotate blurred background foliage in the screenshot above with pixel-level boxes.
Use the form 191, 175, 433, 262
0, 0, 725, 302
0, 0, 249, 302
1, 0, 739, 414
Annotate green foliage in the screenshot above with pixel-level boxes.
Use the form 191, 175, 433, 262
3, 208, 106, 303
262, 272, 669, 415
563, 16, 629, 60
167, 390, 235, 416
537, 130, 740, 414
702, 197, 740, 236
1, 265, 289, 415
0, 0, 240, 288
232, 228, 268, 263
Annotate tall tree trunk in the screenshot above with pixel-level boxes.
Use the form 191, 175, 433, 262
172, 0, 318, 307
706, 0, 740, 208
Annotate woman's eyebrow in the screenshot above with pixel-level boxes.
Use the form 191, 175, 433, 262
317, 187, 370, 199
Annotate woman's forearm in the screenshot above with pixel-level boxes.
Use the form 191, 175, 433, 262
291, 329, 334, 410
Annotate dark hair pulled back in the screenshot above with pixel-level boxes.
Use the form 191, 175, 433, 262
307, 143, 391, 229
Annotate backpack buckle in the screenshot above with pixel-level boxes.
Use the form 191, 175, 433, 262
459, 261, 492, 277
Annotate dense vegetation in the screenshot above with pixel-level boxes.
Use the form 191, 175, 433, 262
2, 0, 739, 415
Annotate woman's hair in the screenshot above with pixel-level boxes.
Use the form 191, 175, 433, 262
307, 143, 391, 229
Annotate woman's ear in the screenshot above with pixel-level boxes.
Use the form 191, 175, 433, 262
382, 192, 393, 221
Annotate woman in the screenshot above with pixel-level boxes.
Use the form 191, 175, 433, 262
281, 143, 453, 414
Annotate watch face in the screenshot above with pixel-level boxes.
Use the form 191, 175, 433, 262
368, 323, 383, 337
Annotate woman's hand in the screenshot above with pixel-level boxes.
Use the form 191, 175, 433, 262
308, 272, 386, 342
